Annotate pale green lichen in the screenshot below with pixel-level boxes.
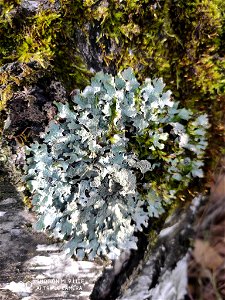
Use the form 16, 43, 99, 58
24, 69, 209, 260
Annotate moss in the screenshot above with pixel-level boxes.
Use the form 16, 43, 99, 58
0, 1, 22, 63
0, 0, 91, 92
16, 10, 61, 67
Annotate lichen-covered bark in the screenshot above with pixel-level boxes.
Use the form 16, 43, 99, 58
0, 1, 225, 299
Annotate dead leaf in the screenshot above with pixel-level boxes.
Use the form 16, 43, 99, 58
193, 239, 224, 271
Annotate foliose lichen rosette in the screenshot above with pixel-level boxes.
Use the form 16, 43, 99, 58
24, 68, 209, 260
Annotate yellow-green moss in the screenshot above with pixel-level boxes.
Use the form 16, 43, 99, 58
0, 0, 94, 117
0, 0, 91, 91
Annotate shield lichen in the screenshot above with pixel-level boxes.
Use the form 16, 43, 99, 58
24, 69, 209, 260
